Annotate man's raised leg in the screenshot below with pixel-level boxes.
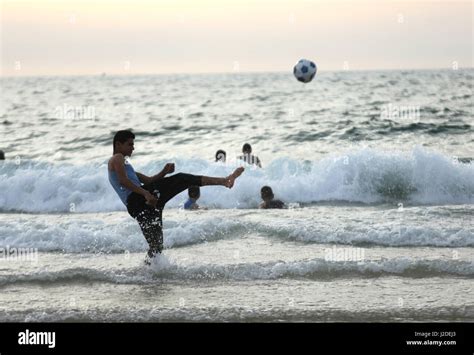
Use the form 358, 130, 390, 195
146, 167, 245, 207
201, 167, 245, 188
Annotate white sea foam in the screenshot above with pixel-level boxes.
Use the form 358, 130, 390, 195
0, 257, 472, 286
1, 147, 473, 213
1, 212, 472, 252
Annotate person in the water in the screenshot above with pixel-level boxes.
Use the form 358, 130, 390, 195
259, 186, 285, 209
184, 186, 202, 210
237, 143, 262, 168
215, 149, 226, 163
108, 130, 244, 262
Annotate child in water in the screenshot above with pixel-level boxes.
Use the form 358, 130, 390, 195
184, 186, 202, 210
259, 186, 285, 209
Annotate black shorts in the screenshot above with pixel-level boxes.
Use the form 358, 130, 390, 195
126, 172, 203, 217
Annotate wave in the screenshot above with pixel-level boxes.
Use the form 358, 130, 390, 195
1, 214, 472, 252
377, 122, 471, 135
0, 216, 246, 252
0, 257, 472, 286
260, 222, 474, 248
0, 146, 473, 213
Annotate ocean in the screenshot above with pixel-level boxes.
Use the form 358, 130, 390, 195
0, 68, 473, 321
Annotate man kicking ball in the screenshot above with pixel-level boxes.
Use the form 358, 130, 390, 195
108, 130, 244, 263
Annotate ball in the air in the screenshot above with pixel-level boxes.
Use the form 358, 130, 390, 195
293, 59, 317, 83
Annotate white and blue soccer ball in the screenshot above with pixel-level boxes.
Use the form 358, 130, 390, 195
293, 59, 317, 83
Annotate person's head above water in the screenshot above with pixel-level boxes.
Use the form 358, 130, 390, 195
188, 186, 200, 200
261, 186, 274, 202
242, 143, 252, 154
260, 186, 285, 209
215, 149, 226, 162
113, 130, 135, 156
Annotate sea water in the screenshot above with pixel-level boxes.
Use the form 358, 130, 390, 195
0, 69, 473, 321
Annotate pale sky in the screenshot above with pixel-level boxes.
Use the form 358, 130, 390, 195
0, 0, 472, 76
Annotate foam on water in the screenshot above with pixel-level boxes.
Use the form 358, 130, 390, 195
0, 147, 473, 213
1, 212, 472, 252
0, 257, 472, 286
0, 215, 248, 252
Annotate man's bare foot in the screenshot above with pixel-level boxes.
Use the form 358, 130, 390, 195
225, 167, 245, 188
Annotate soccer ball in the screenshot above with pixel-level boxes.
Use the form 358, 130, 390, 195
293, 59, 317, 83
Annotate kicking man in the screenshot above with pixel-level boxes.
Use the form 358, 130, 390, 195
108, 130, 244, 262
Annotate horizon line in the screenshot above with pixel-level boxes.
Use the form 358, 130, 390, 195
1, 65, 473, 79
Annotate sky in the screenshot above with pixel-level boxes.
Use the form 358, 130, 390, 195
0, 0, 472, 76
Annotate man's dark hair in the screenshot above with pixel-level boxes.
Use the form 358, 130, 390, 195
242, 143, 252, 153
215, 149, 226, 162
113, 130, 135, 153
261, 186, 274, 199
188, 186, 200, 199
